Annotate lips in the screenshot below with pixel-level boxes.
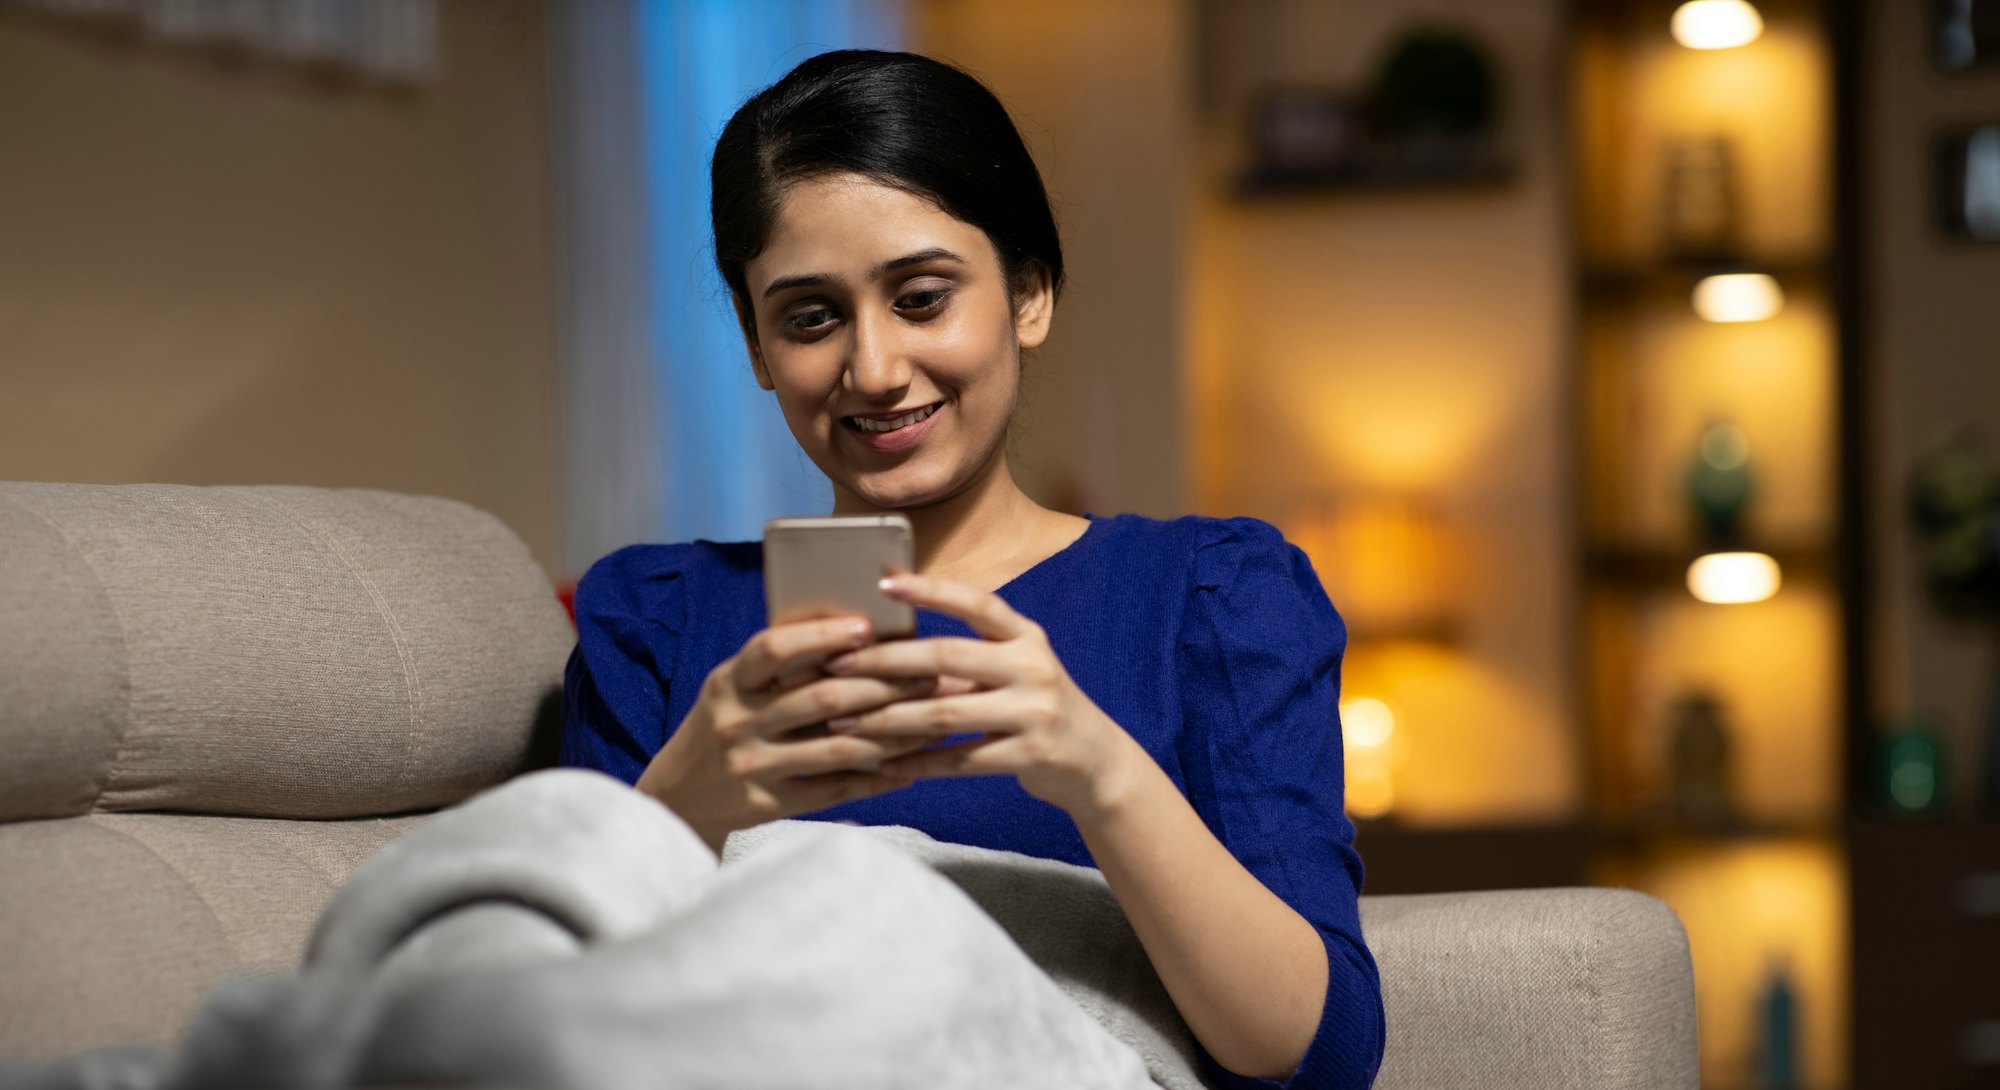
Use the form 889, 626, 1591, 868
842, 401, 943, 454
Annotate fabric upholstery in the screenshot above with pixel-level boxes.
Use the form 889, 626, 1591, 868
1363, 887, 1698, 1090
0, 483, 573, 821
0, 482, 1699, 1087
0, 811, 430, 1058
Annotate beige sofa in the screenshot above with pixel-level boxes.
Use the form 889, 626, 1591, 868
0, 482, 1698, 1089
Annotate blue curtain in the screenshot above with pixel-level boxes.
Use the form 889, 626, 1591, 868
637, 0, 902, 544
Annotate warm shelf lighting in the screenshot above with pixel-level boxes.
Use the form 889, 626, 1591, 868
1687, 551, 1781, 604
1341, 696, 1399, 819
1692, 272, 1784, 323
1671, 1, 1764, 50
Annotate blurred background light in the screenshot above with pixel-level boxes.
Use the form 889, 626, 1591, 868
1687, 551, 1783, 604
1346, 696, 1399, 749
1692, 272, 1785, 322
1342, 695, 1401, 820
1672, 1, 1766, 50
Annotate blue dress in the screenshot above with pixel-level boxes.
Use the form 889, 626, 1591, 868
561, 513, 1386, 1090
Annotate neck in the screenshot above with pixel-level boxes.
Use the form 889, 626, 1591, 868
829, 445, 1048, 582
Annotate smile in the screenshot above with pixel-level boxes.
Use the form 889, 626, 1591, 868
844, 403, 941, 433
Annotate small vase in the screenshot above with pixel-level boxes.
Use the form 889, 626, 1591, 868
1877, 716, 1949, 817
1686, 420, 1754, 547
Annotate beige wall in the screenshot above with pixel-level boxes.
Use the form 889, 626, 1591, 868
911, 0, 1190, 518
1188, 0, 1577, 824
0, 2, 561, 571
1865, 0, 2000, 801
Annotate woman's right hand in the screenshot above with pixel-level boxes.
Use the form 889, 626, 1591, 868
634, 615, 944, 855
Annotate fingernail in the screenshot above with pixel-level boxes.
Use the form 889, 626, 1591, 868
825, 653, 856, 675
877, 576, 903, 595
827, 716, 857, 733
847, 621, 870, 645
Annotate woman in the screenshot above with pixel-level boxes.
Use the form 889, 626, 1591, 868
563, 49, 1384, 1090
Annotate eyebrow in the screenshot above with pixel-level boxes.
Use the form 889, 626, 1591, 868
760, 247, 965, 300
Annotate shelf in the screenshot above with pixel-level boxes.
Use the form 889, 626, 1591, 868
1580, 256, 1830, 300
1568, 5, 1851, 1085
1351, 821, 1593, 894
1352, 818, 1846, 894
1582, 541, 1833, 589
1233, 157, 1514, 200
1594, 815, 1840, 851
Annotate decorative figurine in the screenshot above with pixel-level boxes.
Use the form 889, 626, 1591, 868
1687, 418, 1755, 547
1667, 690, 1737, 829
1661, 135, 1742, 263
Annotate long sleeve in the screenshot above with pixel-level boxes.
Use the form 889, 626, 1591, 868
560, 544, 695, 785
1176, 518, 1385, 1090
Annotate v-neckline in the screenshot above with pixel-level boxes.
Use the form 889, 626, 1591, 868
989, 513, 1103, 598
912, 514, 1104, 639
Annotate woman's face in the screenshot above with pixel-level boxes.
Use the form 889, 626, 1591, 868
739, 172, 1053, 512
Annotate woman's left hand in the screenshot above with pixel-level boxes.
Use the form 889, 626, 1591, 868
821, 573, 1142, 821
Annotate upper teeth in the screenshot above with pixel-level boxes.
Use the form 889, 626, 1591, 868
852, 405, 938, 433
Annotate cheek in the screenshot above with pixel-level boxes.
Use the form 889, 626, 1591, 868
930, 308, 1022, 395
763, 357, 842, 431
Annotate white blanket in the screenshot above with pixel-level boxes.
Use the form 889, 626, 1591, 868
6, 770, 1213, 1090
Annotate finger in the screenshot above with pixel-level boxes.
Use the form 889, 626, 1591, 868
749, 732, 935, 779
878, 735, 1016, 781
756, 676, 941, 736
733, 616, 871, 692
824, 636, 1015, 687
828, 691, 1021, 738
878, 574, 1035, 641
778, 768, 912, 812
934, 674, 980, 698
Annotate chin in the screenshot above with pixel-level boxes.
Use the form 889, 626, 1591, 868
843, 464, 968, 511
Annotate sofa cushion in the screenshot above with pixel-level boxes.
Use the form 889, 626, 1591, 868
1362, 887, 1698, 1090
0, 811, 431, 1058
0, 484, 574, 821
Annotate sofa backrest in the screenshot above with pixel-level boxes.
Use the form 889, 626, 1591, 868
0, 483, 576, 822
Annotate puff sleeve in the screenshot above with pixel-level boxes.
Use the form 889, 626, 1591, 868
1177, 518, 1385, 1090
560, 544, 694, 785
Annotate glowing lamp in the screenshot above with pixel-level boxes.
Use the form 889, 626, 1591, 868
1341, 696, 1400, 819
1692, 272, 1784, 323
1288, 497, 1453, 641
1686, 551, 1781, 604
1671, 1, 1764, 50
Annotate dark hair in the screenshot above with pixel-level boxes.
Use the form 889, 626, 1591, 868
710, 50, 1064, 341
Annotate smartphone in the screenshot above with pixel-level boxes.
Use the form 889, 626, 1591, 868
763, 514, 916, 639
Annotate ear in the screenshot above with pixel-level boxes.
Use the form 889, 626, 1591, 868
1013, 265, 1055, 351
732, 293, 774, 390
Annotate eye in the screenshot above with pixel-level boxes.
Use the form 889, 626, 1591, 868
896, 287, 951, 317
782, 304, 839, 337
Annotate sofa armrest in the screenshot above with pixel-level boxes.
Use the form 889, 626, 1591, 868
1361, 887, 1697, 1090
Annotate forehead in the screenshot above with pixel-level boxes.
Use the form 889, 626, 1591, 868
751, 173, 995, 283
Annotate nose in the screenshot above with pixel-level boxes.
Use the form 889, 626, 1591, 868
844, 304, 912, 403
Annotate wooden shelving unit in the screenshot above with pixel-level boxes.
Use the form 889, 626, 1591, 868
1570, 2, 1850, 1087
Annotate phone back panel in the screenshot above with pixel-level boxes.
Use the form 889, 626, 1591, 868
762, 516, 916, 638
